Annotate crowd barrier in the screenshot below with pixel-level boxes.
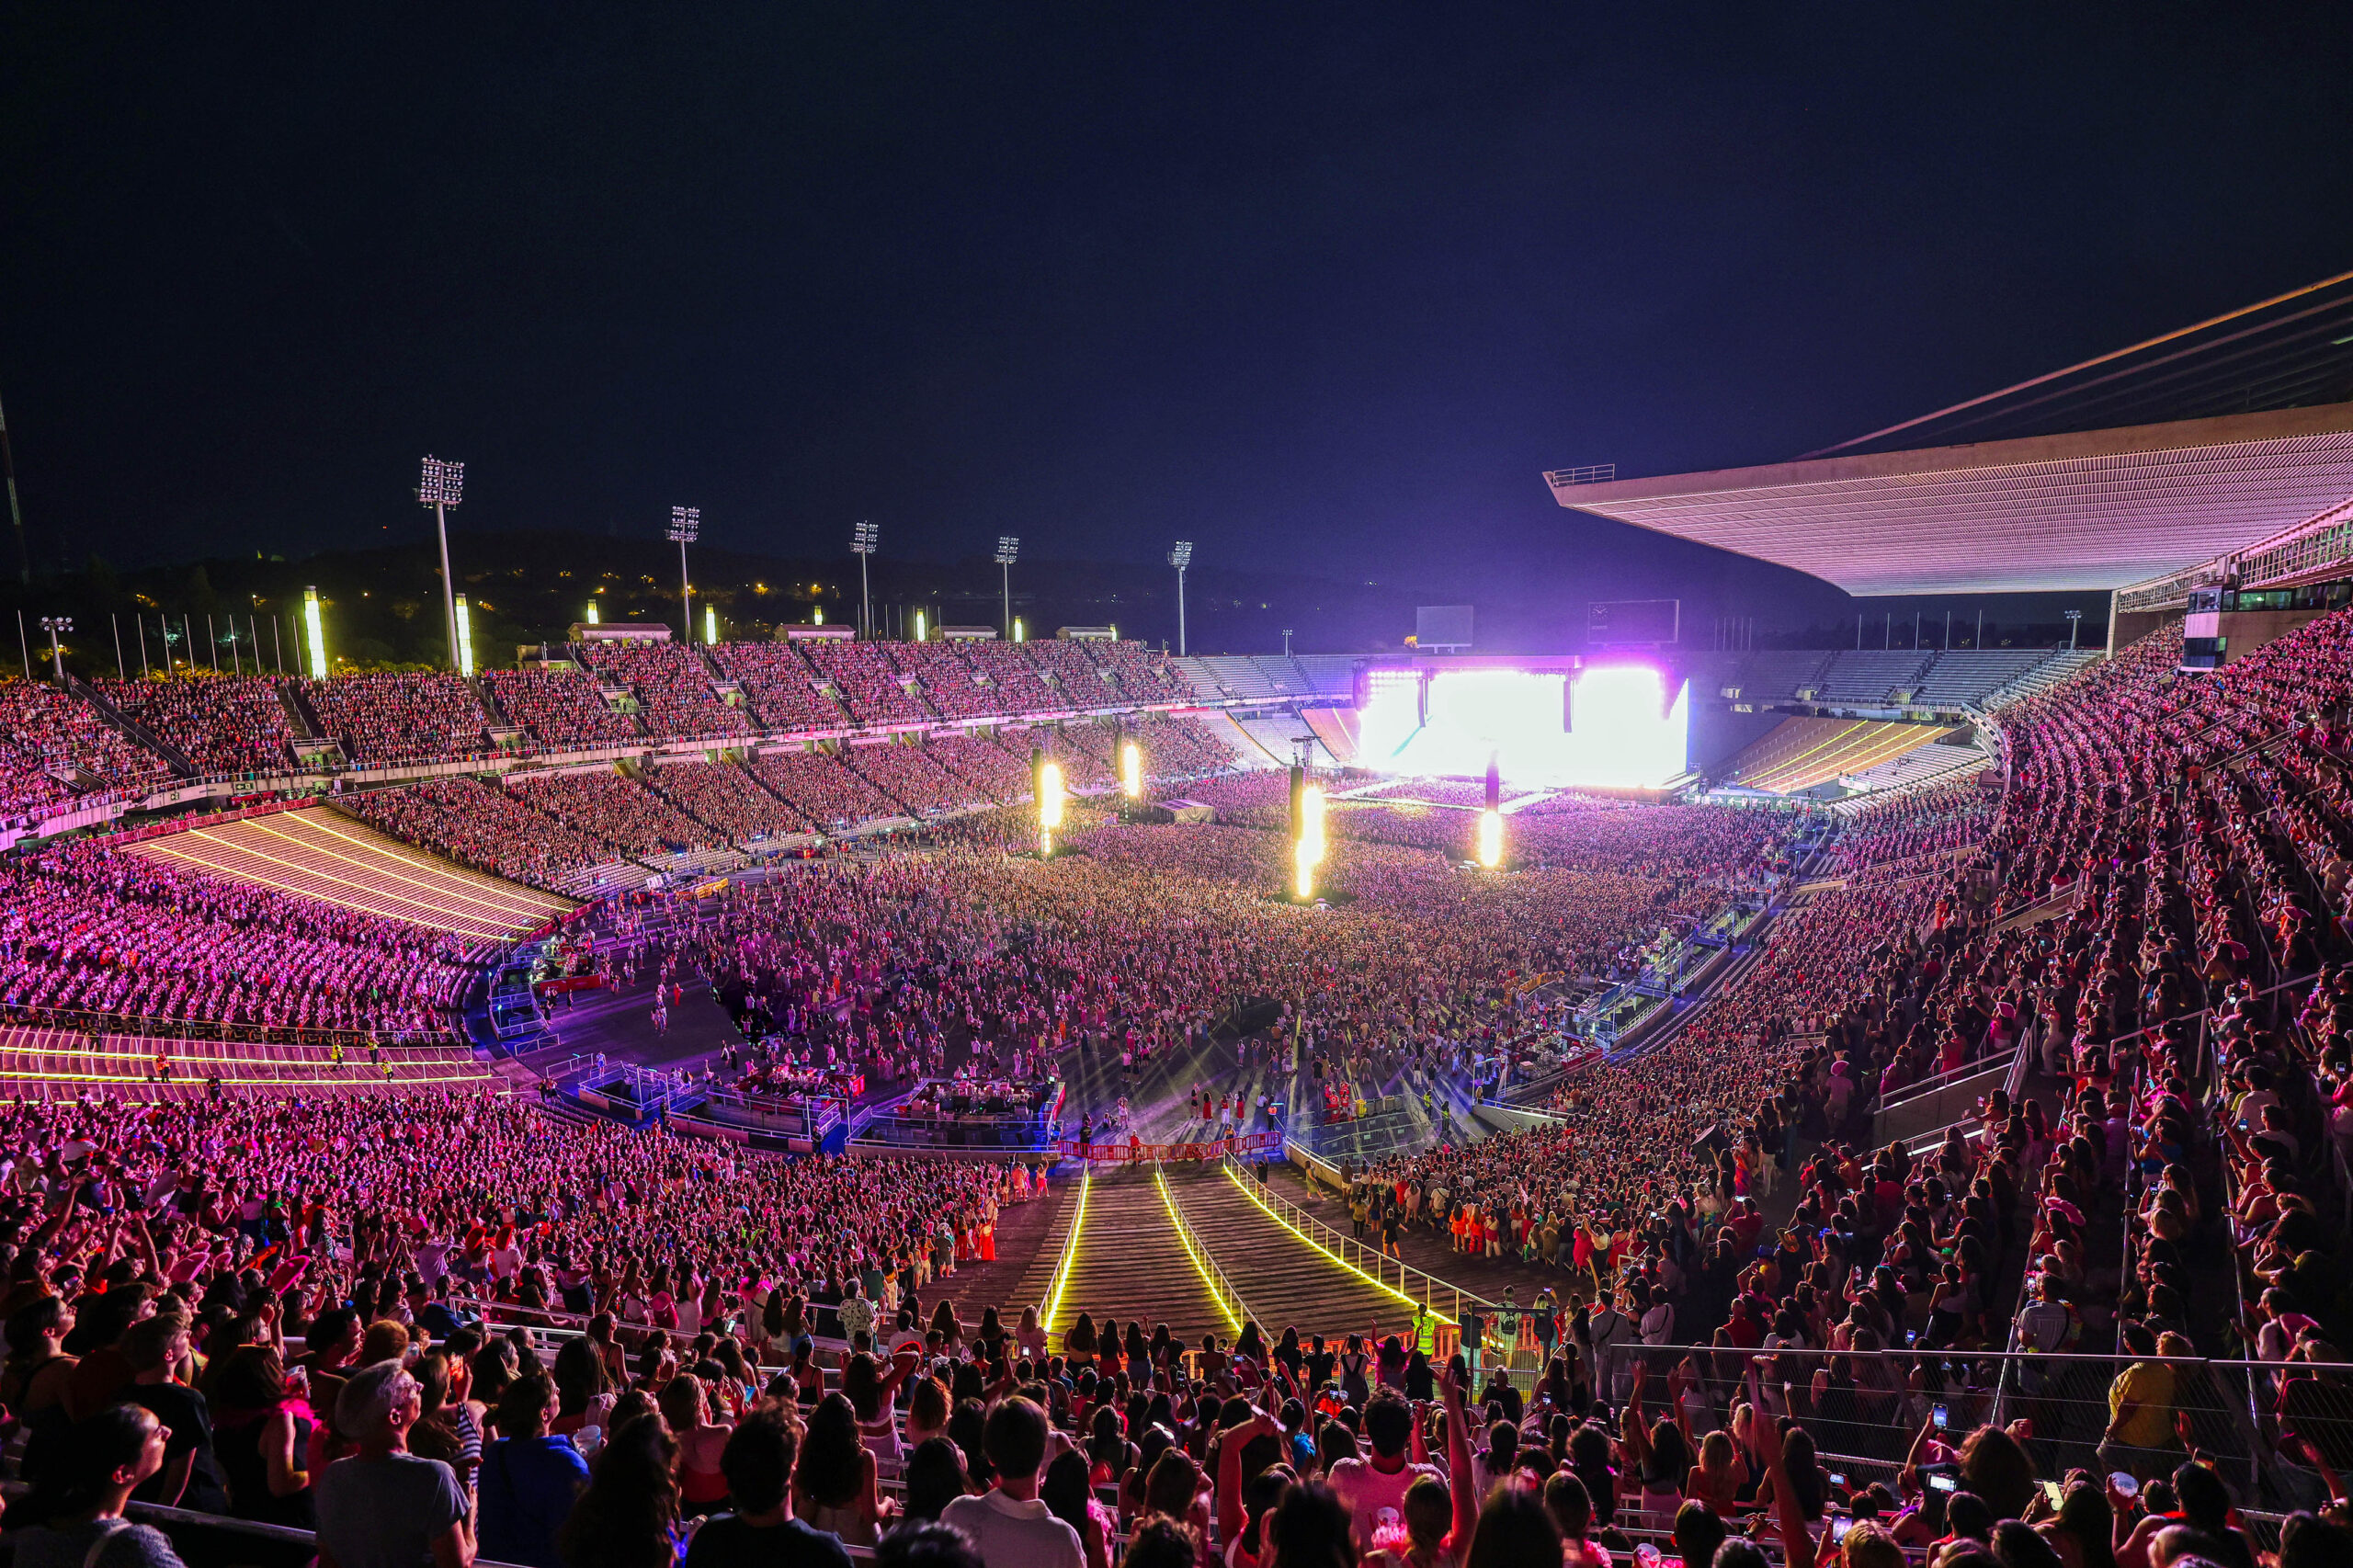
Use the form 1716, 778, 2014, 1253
1061, 1130, 1281, 1163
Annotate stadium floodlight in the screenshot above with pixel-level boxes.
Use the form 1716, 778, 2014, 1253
813, 604, 824, 626
995, 535, 1019, 639
2064, 607, 2083, 650
668, 506, 700, 646
850, 520, 878, 638
1477, 808, 1504, 869
1168, 540, 1193, 655
302, 587, 328, 678
1120, 738, 1142, 801
38, 616, 70, 680
453, 595, 475, 677
1013, 617, 1026, 642
417, 457, 464, 672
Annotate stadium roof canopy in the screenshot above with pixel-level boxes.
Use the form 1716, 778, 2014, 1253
1550, 270, 2353, 597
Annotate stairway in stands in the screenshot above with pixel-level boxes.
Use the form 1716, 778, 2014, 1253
1164, 1165, 1405, 1342
1051, 1169, 1228, 1346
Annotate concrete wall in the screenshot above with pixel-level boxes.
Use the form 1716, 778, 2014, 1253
2216, 608, 2329, 665
2108, 604, 2181, 655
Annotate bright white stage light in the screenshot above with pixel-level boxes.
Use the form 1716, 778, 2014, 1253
454, 594, 475, 676
1300, 783, 1326, 862
1477, 808, 1503, 867
1038, 760, 1064, 828
1358, 664, 1686, 790
585, 600, 601, 625
302, 587, 329, 679
1293, 835, 1316, 900
1120, 739, 1142, 799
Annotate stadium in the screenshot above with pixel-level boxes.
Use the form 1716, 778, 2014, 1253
0, 274, 2347, 1568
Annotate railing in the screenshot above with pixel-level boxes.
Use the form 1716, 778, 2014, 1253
0, 1002, 457, 1051
1219, 1154, 1491, 1327
1152, 1162, 1255, 1335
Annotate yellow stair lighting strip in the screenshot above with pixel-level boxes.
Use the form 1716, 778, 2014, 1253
1221, 1163, 1459, 1328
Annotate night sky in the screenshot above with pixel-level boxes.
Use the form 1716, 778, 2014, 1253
6, 5, 2350, 617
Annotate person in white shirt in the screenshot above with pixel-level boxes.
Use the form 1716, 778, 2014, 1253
938, 1398, 1083, 1568
1325, 1391, 1440, 1548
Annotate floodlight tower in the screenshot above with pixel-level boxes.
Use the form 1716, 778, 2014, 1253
2064, 608, 2083, 651
1168, 540, 1193, 655
995, 536, 1019, 640
417, 457, 464, 671
669, 506, 701, 644
851, 520, 879, 638
38, 616, 70, 680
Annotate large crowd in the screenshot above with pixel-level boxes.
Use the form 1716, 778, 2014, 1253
97, 676, 299, 777
484, 670, 646, 750
0, 616, 2349, 1568
0, 840, 470, 1039
304, 673, 492, 767
583, 645, 759, 743
341, 778, 627, 891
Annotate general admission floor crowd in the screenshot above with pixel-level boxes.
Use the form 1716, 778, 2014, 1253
0, 616, 2350, 1568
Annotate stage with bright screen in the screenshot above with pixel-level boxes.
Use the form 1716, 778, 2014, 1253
1357, 664, 1688, 790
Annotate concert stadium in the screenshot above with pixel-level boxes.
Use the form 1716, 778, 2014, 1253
7, 20, 2353, 1568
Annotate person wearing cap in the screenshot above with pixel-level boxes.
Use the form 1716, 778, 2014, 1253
313, 1359, 475, 1568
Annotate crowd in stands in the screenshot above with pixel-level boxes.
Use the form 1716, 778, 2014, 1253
1029, 641, 1122, 708
1821, 780, 1995, 885
958, 642, 1063, 714
0, 840, 468, 1038
842, 744, 993, 815
796, 641, 937, 725
1090, 639, 1195, 701
304, 673, 490, 767
584, 644, 757, 742
752, 750, 907, 831
926, 735, 1033, 802
342, 778, 625, 890
643, 762, 811, 844
0, 677, 176, 824
509, 771, 721, 858
484, 670, 645, 750
888, 643, 1002, 722
97, 676, 298, 777
708, 642, 854, 733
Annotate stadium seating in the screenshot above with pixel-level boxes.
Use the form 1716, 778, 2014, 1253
926, 732, 1031, 801
836, 741, 993, 814
1718, 715, 1952, 793
1027, 640, 1123, 708
958, 639, 1065, 711
507, 767, 716, 855
642, 758, 810, 841
749, 746, 905, 828
0, 676, 175, 821
340, 776, 629, 891
585, 642, 758, 740
708, 641, 854, 733
482, 668, 643, 748
97, 675, 300, 775
792, 638, 935, 724
886, 642, 1000, 720
303, 672, 491, 766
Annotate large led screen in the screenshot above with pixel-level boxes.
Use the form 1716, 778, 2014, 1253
1356, 664, 1687, 790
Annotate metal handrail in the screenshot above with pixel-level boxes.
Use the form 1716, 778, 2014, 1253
1219, 1153, 1494, 1323
1152, 1162, 1256, 1337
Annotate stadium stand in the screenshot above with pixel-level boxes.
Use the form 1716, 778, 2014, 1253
791, 638, 934, 724
750, 746, 906, 828
302, 672, 491, 766
339, 776, 630, 892
1813, 649, 1937, 703
96, 675, 300, 776
0, 676, 175, 821
585, 641, 758, 740
1087, 637, 1195, 699
0, 1023, 490, 1093
836, 740, 991, 814
1719, 715, 1954, 793
707, 640, 853, 732
958, 638, 1065, 711
481, 667, 643, 749
642, 758, 810, 841
507, 767, 716, 855
1027, 638, 1123, 708
1828, 729, 1993, 797
886, 641, 998, 720
1722, 648, 1834, 700
926, 731, 1031, 801
127, 805, 570, 939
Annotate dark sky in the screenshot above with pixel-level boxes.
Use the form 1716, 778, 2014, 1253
5, 4, 2350, 606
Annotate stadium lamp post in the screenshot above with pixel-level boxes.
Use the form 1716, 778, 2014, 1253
1169, 540, 1193, 655
2064, 608, 2082, 650
38, 615, 69, 680
850, 520, 878, 638
995, 536, 1019, 639
669, 506, 700, 644
416, 457, 463, 671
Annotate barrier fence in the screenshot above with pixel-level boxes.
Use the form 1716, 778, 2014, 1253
1063, 1130, 1281, 1164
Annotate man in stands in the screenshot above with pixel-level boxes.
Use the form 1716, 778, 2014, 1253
682, 1405, 848, 1568
938, 1397, 1083, 1568
1325, 1388, 1440, 1547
